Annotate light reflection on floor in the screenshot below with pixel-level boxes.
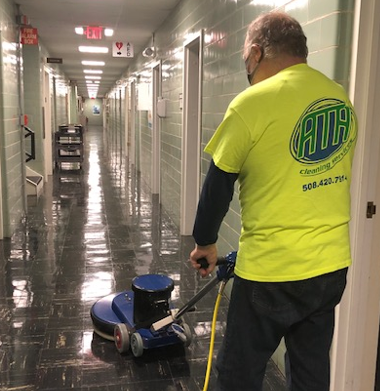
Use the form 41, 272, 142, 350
0, 125, 285, 391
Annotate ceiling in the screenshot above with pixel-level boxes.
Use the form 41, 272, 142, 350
16, 0, 182, 98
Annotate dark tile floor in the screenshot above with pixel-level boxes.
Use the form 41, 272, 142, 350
0, 125, 285, 390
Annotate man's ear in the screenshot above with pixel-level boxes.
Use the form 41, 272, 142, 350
252, 44, 264, 63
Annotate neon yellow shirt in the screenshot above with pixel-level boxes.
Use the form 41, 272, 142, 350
205, 64, 357, 282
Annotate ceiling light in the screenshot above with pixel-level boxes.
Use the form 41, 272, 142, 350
78, 46, 109, 53
81, 60, 105, 66
75, 26, 84, 35
104, 28, 114, 37
85, 75, 101, 79
83, 69, 103, 74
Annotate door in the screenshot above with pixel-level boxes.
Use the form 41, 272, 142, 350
130, 81, 136, 169
330, 0, 380, 389
43, 69, 53, 179
152, 61, 162, 197
124, 85, 129, 160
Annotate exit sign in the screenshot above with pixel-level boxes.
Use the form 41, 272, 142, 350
85, 26, 103, 40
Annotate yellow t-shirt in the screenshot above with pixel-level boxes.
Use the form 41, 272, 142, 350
205, 64, 358, 282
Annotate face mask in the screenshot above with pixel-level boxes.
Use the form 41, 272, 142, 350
247, 62, 260, 85
245, 45, 263, 85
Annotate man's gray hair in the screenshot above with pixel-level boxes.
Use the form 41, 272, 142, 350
245, 12, 308, 60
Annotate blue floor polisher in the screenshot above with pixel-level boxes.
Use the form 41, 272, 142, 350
90, 251, 236, 357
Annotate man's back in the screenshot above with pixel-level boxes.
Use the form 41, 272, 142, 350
205, 63, 358, 281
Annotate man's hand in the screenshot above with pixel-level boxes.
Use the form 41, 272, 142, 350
189, 243, 218, 277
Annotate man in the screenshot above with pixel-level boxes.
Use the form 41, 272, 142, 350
189, 11, 357, 391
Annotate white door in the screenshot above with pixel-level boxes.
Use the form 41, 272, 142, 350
152, 62, 161, 197
331, 0, 380, 389
43, 69, 53, 179
124, 85, 129, 160
130, 81, 136, 168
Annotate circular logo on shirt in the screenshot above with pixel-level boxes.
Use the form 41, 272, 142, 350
290, 98, 357, 176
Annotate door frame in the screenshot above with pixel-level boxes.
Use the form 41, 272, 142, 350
130, 81, 136, 168
124, 84, 129, 160
151, 60, 162, 197
331, 0, 380, 389
43, 67, 53, 179
180, 30, 204, 235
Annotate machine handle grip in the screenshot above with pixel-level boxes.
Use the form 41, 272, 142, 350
196, 257, 226, 270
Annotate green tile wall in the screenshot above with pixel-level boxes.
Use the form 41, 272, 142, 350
106, 0, 356, 258
0, 0, 23, 237
23, 44, 44, 174
0, 0, 69, 237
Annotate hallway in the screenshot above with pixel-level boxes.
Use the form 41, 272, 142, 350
0, 126, 285, 390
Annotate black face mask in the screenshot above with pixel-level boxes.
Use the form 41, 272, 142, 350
245, 45, 264, 85
247, 72, 253, 85
246, 62, 261, 85
247, 65, 259, 85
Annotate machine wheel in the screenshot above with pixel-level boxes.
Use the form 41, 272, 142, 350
130, 332, 144, 357
182, 323, 192, 347
114, 323, 130, 354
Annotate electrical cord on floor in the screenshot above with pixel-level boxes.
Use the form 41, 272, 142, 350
203, 280, 227, 391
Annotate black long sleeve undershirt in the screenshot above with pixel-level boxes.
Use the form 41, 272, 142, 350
192, 159, 238, 246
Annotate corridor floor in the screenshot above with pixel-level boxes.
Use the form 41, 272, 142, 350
0, 126, 285, 391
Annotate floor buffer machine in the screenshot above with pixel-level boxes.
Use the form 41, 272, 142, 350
90, 251, 236, 358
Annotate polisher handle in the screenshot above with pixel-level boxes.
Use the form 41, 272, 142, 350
196, 257, 226, 270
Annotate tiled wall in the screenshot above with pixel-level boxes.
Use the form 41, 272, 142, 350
0, 0, 69, 237
23, 45, 44, 174
0, 0, 23, 237
54, 77, 68, 128
107, 0, 355, 248
23, 42, 70, 172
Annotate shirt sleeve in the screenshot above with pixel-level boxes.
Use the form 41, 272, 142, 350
205, 106, 254, 173
192, 159, 238, 246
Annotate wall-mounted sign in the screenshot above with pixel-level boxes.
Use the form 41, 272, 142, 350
47, 57, 63, 64
112, 41, 134, 57
85, 26, 103, 40
21, 27, 38, 45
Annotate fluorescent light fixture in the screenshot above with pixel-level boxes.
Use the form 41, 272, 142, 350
104, 28, 114, 37
75, 26, 84, 35
85, 75, 101, 80
83, 69, 103, 74
78, 46, 109, 53
81, 60, 105, 66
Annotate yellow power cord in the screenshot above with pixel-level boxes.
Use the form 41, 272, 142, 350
203, 281, 227, 391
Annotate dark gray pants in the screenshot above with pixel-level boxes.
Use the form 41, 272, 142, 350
216, 268, 348, 390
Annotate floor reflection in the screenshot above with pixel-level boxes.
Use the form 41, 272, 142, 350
0, 125, 285, 391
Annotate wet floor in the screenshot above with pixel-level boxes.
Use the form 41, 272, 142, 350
0, 125, 285, 390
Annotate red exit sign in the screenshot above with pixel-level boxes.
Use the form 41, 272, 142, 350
85, 26, 103, 40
